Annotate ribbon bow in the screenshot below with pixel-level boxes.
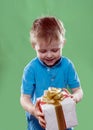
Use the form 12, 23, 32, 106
41, 87, 70, 104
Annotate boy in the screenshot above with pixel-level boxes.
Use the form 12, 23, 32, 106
20, 16, 83, 130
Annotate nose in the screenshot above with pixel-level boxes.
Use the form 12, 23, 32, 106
46, 51, 52, 58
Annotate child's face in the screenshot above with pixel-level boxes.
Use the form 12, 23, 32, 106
34, 39, 63, 66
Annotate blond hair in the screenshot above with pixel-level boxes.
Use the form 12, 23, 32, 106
30, 16, 65, 45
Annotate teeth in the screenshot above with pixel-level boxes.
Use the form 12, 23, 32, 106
46, 58, 54, 60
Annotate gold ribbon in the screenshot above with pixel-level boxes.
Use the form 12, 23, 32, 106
55, 103, 66, 130
41, 87, 67, 130
41, 87, 65, 104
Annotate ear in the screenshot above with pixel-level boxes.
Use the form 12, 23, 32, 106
64, 39, 66, 44
62, 39, 66, 47
64, 39, 66, 45
31, 43, 36, 49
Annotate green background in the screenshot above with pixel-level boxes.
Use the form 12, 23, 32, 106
0, 0, 93, 130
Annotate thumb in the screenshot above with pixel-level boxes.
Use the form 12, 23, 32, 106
36, 99, 42, 112
62, 88, 70, 95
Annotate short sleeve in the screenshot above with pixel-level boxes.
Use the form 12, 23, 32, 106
21, 66, 35, 96
67, 62, 81, 88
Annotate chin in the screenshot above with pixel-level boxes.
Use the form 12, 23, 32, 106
46, 62, 55, 67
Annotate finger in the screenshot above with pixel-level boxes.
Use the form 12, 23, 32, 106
36, 99, 42, 112
39, 116, 46, 124
62, 88, 71, 95
38, 117, 46, 128
39, 121, 46, 129
36, 110, 44, 119
36, 99, 41, 108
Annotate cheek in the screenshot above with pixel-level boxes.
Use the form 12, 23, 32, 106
37, 52, 45, 59
56, 51, 62, 57
36, 51, 40, 57
59, 49, 62, 55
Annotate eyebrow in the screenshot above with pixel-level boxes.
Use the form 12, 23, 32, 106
38, 48, 60, 51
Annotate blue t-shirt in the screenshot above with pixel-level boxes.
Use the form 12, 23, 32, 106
21, 56, 80, 130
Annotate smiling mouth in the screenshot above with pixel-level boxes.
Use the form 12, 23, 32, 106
45, 59, 54, 62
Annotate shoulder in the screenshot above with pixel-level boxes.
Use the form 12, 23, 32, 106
62, 56, 73, 66
24, 57, 39, 72
60, 56, 76, 72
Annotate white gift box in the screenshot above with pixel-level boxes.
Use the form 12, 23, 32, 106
40, 97, 78, 130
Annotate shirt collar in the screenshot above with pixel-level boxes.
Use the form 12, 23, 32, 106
37, 57, 62, 68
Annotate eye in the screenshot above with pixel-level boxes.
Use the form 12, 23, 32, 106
52, 48, 59, 52
39, 49, 47, 53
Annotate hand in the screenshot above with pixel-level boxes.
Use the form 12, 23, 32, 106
62, 88, 77, 103
71, 94, 78, 103
62, 87, 83, 103
34, 99, 46, 128
62, 88, 73, 98
71, 87, 83, 103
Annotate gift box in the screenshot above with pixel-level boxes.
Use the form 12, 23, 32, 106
40, 88, 78, 130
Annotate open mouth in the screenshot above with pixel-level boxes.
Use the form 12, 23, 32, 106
44, 58, 55, 65
45, 58, 54, 62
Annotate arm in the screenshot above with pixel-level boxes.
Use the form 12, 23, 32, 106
62, 87, 83, 103
71, 87, 83, 103
20, 94, 46, 128
66, 61, 83, 103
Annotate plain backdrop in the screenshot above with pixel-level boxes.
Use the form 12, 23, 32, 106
0, 0, 93, 130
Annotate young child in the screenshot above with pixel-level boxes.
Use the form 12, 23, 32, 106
20, 16, 83, 130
